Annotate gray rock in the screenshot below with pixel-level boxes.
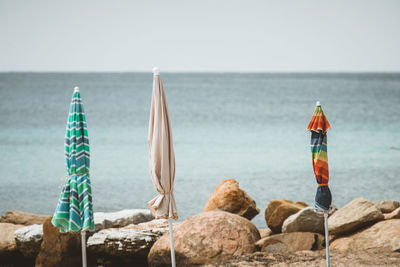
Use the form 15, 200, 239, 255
14, 224, 43, 258
94, 209, 153, 231
282, 207, 324, 234
328, 198, 383, 236
87, 219, 170, 264
373, 200, 400, 213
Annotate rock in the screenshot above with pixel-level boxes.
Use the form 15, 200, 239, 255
328, 198, 383, 236
264, 200, 308, 233
330, 219, 400, 252
0, 223, 25, 253
203, 179, 260, 220
148, 211, 261, 267
384, 207, 400, 220
94, 209, 153, 231
14, 224, 43, 258
35, 217, 82, 267
374, 200, 400, 213
282, 207, 324, 234
255, 232, 324, 253
0, 210, 50, 226
87, 219, 171, 266
258, 228, 273, 239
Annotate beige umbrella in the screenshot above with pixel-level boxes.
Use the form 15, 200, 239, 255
148, 67, 178, 267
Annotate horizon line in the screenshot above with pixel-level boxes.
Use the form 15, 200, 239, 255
1, 70, 400, 74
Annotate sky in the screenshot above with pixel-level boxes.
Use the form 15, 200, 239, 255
0, 0, 399, 72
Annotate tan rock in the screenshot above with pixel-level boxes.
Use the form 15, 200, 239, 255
384, 207, 400, 220
148, 211, 261, 267
255, 232, 324, 253
264, 200, 308, 233
0, 210, 50, 226
35, 217, 82, 267
328, 198, 383, 236
373, 200, 400, 213
0, 223, 24, 253
258, 228, 273, 239
203, 179, 260, 220
330, 219, 400, 252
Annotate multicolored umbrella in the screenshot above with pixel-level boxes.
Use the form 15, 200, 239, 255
52, 86, 94, 267
148, 67, 178, 267
307, 101, 331, 267
307, 101, 332, 211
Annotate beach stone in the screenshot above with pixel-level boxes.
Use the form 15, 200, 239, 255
264, 200, 308, 233
94, 209, 153, 231
35, 217, 82, 267
330, 219, 400, 252
14, 224, 43, 258
255, 232, 324, 253
373, 200, 400, 213
0, 223, 25, 253
328, 198, 383, 236
384, 207, 400, 220
258, 228, 273, 239
87, 219, 171, 266
203, 179, 260, 220
282, 207, 324, 234
0, 210, 49, 226
148, 211, 261, 267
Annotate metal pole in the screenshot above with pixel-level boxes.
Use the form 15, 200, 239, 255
168, 219, 176, 267
324, 212, 330, 267
81, 231, 87, 267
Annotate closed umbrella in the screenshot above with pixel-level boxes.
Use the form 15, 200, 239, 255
148, 67, 178, 267
52, 86, 94, 267
307, 101, 332, 267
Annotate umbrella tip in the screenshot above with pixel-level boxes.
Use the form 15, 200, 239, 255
74, 86, 80, 92
153, 67, 160, 75
316, 101, 321, 107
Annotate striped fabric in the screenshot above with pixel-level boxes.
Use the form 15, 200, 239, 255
52, 88, 94, 233
307, 105, 332, 211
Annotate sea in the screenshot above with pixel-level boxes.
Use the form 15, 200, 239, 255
0, 72, 399, 228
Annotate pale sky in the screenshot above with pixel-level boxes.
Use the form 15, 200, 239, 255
1, 0, 399, 72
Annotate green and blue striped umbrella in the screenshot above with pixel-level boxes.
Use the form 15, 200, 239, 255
52, 87, 94, 233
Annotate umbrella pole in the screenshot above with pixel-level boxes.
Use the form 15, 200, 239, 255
81, 231, 87, 267
324, 212, 330, 267
168, 219, 176, 267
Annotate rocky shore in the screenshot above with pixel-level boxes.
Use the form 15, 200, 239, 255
1, 178, 399, 266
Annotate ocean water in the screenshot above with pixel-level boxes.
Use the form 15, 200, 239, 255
0, 72, 399, 228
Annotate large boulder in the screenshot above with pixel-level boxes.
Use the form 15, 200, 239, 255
255, 232, 324, 253
330, 219, 400, 252
328, 198, 383, 236
0, 223, 24, 253
264, 200, 308, 233
373, 200, 400, 213
87, 219, 171, 266
94, 209, 153, 231
203, 179, 260, 220
0, 210, 49, 226
14, 224, 43, 258
148, 211, 261, 267
35, 217, 82, 267
282, 207, 324, 234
